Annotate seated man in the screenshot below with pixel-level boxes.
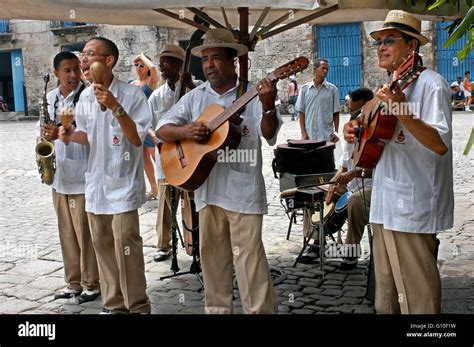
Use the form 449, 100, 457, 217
300, 88, 373, 269
450, 81, 465, 110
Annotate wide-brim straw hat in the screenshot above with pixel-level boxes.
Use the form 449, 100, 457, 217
155, 44, 185, 61
191, 28, 248, 57
370, 10, 429, 46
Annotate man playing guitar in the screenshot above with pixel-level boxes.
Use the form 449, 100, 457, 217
344, 10, 454, 314
156, 28, 281, 314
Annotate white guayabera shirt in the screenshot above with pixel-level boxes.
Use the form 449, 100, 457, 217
36, 83, 89, 195
370, 69, 454, 233
75, 77, 152, 214
148, 79, 202, 179
157, 79, 282, 215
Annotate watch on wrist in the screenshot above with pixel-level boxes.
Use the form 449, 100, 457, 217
113, 105, 126, 117
263, 108, 276, 116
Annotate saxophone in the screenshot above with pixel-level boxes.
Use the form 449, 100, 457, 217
35, 74, 56, 185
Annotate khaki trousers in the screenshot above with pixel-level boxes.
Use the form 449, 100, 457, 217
52, 190, 99, 292
199, 205, 278, 314
372, 224, 441, 314
87, 210, 150, 313
346, 187, 371, 247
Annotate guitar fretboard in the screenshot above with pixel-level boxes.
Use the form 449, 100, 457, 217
207, 72, 277, 131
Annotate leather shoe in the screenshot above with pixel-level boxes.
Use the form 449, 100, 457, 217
78, 289, 100, 304
339, 257, 358, 271
153, 249, 171, 262
298, 244, 320, 264
54, 288, 81, 300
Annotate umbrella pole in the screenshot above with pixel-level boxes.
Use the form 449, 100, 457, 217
238, 7, 249, 81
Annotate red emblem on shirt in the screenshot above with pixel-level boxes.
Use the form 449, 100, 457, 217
113, 135, 120, 146
396, 130, 405, 144
242, 125, 250, 137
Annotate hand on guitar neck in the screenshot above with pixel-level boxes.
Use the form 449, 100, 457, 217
375, 82, 417, 125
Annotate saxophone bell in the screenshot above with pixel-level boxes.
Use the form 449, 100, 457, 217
35, 140, 56, 185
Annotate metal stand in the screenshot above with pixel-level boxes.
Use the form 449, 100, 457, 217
159, 187, 204, 292
365, 224, 375, 302
293, 198, 325, 276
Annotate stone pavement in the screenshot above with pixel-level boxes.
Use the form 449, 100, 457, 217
0, 112, 472, 314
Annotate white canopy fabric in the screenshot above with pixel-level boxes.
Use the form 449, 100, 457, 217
3, 0, 322, 28
2, 0, 467, 29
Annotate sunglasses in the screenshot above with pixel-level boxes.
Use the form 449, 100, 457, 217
134, 63, 146, 68
372, 37, 405, 47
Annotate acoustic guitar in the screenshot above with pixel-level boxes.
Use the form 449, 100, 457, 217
161, 56, 309, 191
353, 52, 425, 169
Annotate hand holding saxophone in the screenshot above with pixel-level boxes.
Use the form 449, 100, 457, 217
41, 123, 59, 141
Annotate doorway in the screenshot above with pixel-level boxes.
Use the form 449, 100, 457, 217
0, 52, 13, 111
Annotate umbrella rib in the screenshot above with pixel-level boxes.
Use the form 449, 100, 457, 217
260, 4, 339, 40
249, 7, 271, 41
221, 7, 232, 29
255, 9, 300, 37
187, 7, 225, 29
153, 9, 210, 32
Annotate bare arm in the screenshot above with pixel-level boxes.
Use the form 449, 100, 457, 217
58, 127, 89, 145
94, 84, 142, 147
135, 53, 160, 90
299, 112, 308, 140
113, 111, 143, 147
378, 83, 448, 156
325, 166, 347, 203
397, 117, 447, 155
156, 123, 209, 143
333, 112, 340, 133
257, 78, 280, 140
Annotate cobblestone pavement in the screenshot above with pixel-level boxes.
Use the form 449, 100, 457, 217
0, 112, 472, 314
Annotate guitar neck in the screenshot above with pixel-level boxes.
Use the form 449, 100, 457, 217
177, 51, 192, 100
208, 72, 276, 132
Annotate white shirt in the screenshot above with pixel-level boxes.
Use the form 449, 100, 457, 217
338, 139, 372, 192
295, 80, 339, 141
149, 80, 202, 179
36, 83, 89, 194
75, 77, 152, 214
370, 69, 454, 233
157, 79, 282, 214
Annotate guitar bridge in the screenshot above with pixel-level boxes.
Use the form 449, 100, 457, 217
175, 140, 187, 168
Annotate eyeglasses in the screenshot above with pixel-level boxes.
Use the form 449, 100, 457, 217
134, 63, 146, 68
79, 51, 109, 58
372, 37, 405, 47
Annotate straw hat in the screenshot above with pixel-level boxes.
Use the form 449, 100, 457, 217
155, 44, 185, 61
370, 10, 429, 46
191, 28, 248, 57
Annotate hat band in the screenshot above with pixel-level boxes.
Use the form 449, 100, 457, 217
383, 22, 420, 36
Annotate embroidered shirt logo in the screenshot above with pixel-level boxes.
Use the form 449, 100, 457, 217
396, 130, 405, 144
242, 125, 250, 137
112, 134, 120, 146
